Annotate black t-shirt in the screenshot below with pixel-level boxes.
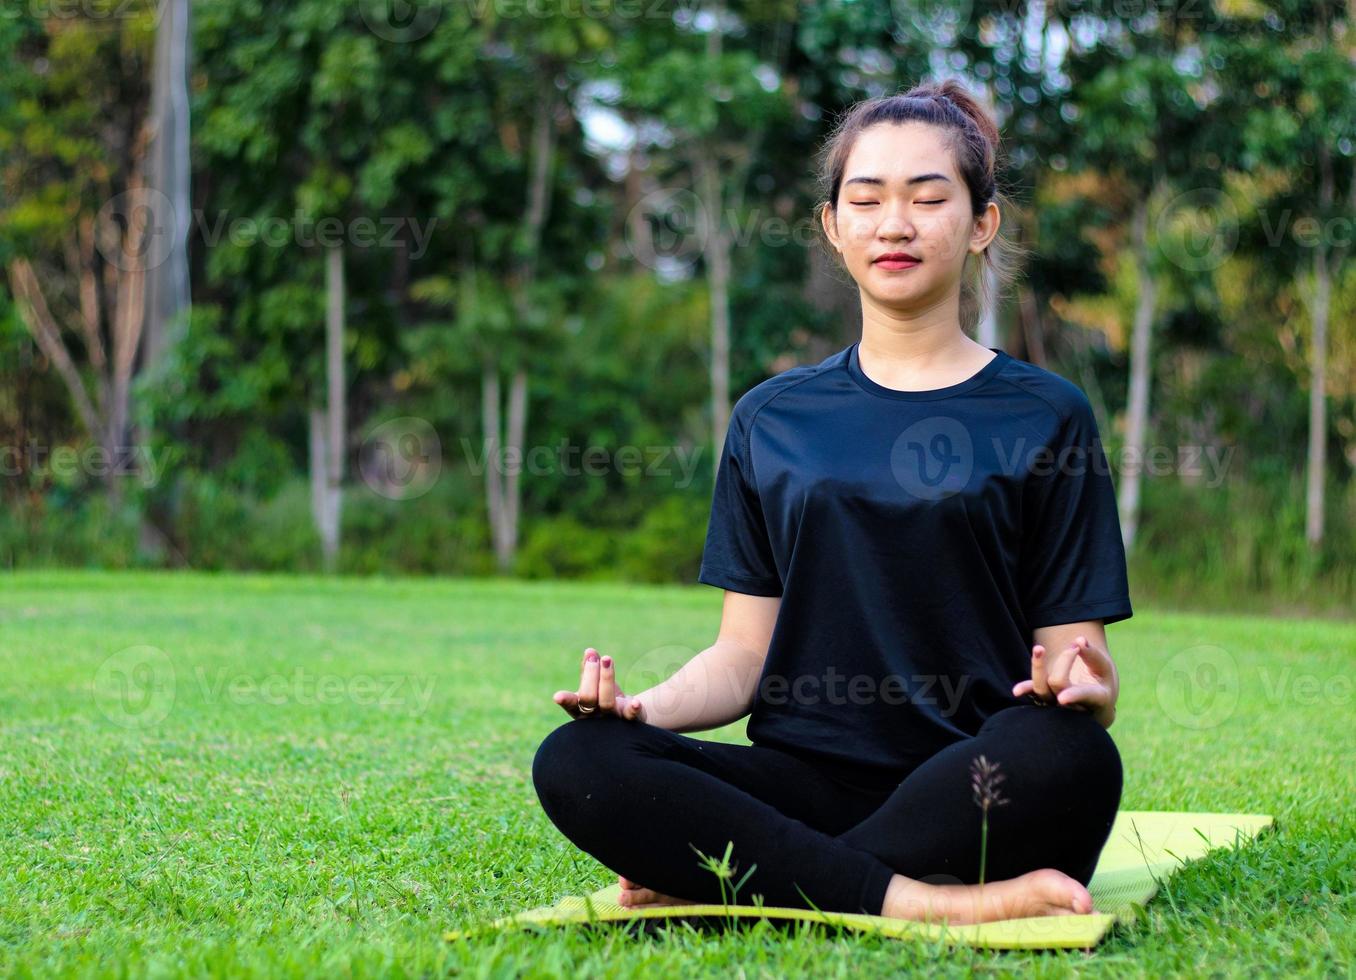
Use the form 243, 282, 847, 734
698, 341, 1133, 779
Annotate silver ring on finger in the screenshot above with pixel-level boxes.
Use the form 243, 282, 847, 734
578, 703, 596, 714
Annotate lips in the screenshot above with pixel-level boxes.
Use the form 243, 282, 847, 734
874, 253, 921, 270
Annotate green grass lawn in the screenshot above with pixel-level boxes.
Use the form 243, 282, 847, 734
0, 570, 1351, 977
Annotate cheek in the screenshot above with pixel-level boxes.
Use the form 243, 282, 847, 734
840, 213, 877, 244
921, 209, 975, 259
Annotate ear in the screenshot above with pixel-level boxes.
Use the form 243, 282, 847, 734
820, 202, 841, 253
969, 200, 1001, 255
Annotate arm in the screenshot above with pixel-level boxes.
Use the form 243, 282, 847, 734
1016, 619, 1121, 729
631, 591, 780, 733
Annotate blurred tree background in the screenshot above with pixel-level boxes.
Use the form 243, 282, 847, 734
0, 0, 1352, 615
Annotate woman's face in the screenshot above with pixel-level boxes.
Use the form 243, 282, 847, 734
821, 121, 999, 313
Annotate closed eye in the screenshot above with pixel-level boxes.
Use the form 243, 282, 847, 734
918, 199, 945, 205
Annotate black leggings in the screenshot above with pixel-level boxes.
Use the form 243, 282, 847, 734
531, 704, 1123, 916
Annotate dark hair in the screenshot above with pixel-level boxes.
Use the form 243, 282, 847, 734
814, 79, 1026, 334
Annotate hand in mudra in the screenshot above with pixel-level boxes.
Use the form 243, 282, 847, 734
1011, 634, 1118, 728
552, 647, 646, 722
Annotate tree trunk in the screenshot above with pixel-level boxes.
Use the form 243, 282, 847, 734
7, 258, 103, 441
1017, 284, 1046, 367
504, 367, 527, 563
309, 406, 329, 556
694, 147, 731, 481
6, 120, 150, 501
1119, 192, 1158, 553
481, 361, 530, 574
484, 68, 557, 574
142, 0, 192, 373
1304, 142, 1338, 548
318, 243, 345, 570
482, 365, 507, 570
107, 193, 150, 505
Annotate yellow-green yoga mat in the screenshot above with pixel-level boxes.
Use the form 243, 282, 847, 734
445, 810, 1275, 950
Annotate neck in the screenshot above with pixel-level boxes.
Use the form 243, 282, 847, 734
857, 293, 980, 368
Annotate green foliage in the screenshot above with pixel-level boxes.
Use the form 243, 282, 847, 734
515, 491, 710, 584
337, 475, 493, 577
1132, 474, 1356, 615
515, 514, 619, 582
0, 0, 1352, 617
615, 493, 710, 585
0, 492, 142, 569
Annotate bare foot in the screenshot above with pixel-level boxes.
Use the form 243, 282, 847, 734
883, 868, 1094, 925
616, 874, 701, 909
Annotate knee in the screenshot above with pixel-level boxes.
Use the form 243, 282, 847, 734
532, 715, 644, 836
986, 706, 1123, 812
531, 715, 629, 800
531, 718, 586, 796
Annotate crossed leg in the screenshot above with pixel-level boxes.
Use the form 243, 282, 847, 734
531, 703, 1122, 921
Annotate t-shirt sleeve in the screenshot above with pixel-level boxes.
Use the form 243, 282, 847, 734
697, 399, 783, 597
1018, 392, 1133, 628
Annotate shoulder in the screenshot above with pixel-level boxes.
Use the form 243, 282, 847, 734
992, 355, 1096, 431
730, 347, 847, 431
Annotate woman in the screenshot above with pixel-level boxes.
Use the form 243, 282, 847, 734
532, 80, 1130, 926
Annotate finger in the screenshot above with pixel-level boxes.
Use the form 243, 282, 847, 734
1047, 641, 1082, 692
626, 697, 643, 721
1012, 680, 1034, 697
598, 654, 616, 711
1031, 644, 1051, 699
579, 648, 600, 711
1056, 683, 1110, 709
553, 690, 581, 715
1072, 636, 1112, 678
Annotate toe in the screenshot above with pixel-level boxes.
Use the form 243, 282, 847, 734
1071, 887, 1093, 915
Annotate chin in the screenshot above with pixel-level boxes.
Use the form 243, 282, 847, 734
862, 269, 948, 298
